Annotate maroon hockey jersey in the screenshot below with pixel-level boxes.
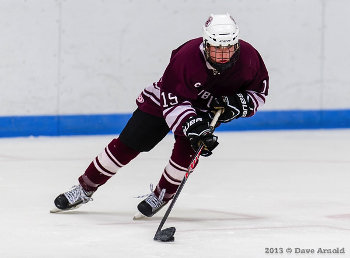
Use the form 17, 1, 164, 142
136, 37, 269, 135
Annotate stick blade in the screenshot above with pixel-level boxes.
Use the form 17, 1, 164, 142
153, 227, 176, 242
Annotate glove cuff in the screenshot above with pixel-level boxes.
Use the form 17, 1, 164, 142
182, 116, 208, 136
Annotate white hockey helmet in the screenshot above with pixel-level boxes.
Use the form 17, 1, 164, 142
203, 14, 239, 47
203, 14, 240, 70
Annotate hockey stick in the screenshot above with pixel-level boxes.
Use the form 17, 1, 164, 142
153, 109, 223, 242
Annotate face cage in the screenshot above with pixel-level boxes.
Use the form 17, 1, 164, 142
204, 41, 240, 72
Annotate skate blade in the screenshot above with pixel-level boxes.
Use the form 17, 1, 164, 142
50, 207, 64, 213
133, 211, 147, 220
50, 204, 82, 213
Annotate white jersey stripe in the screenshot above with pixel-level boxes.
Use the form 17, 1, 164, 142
163, 101, 192, 116
164, 105, 195, 129
142, 90, 160, 106
144, 85, 161, 98
247, 90, 266, 114
247, 90, 265, 104
170, 109, 196, 133
248, 93, 259, 112
142, 84, 161, 106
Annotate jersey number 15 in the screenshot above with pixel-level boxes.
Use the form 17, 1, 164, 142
161, 92, 179, 108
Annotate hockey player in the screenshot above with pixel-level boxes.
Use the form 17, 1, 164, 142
52, 14, 269, 217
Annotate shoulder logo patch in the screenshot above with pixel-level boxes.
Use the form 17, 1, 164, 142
137, 94, 144, 103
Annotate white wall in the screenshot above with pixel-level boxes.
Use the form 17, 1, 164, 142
0, 0, 349, 116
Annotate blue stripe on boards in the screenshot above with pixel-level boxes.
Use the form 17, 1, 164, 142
0, 109, 349, 137
58, 114, 132, 136
217, 109, 350, 131
0, 116, 59, 137
0, 113, 132, 137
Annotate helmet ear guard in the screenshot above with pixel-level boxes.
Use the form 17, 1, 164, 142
203, 14, 240, 71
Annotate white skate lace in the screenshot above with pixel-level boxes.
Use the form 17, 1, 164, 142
145, 190, 166, 211
64, 185, 93, 205
135, 184, 166, 211
135, 184, 158, 199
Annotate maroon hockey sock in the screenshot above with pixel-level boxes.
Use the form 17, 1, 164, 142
79, 138, 139, 192
155, 136, 195, 201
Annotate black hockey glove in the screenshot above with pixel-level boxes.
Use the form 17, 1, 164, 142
210, 93, 250, 123
182, 116, 219, 157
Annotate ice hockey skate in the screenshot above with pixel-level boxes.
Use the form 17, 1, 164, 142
133, 189, 168, 220
50, 185, 94, 213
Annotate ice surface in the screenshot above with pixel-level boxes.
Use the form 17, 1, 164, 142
0, 130, 349, 258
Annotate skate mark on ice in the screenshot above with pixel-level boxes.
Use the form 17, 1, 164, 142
327, 214, 350, 219
181, 224, 350, 233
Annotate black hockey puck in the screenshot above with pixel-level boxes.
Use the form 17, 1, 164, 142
153, 227, 176, 242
